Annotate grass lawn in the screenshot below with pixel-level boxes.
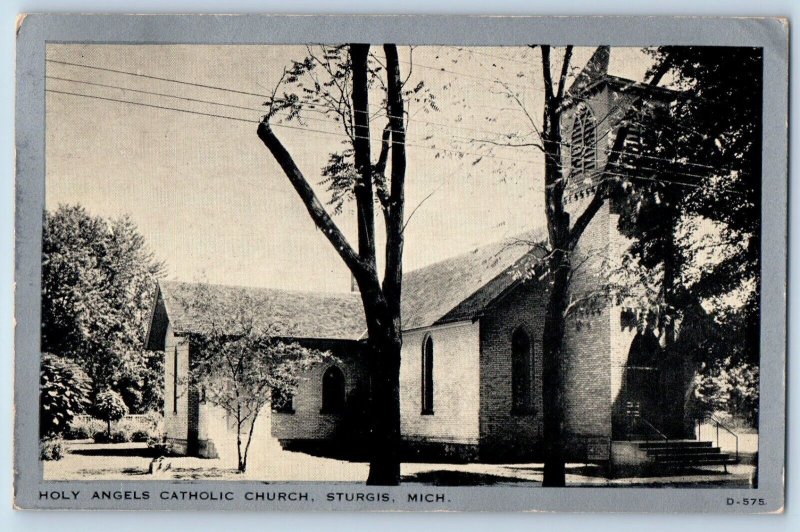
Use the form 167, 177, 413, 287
43, 440, 157, 480
42, 439, 756, 488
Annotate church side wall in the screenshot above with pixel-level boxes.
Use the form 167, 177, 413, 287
163, 324, 193, 454
271, 343, 366, 443
400, 322, 481, 448
561, 198, 613, 459
478, 280, 546, 461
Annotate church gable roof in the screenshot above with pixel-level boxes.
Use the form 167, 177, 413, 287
158, 280, 367, 341
401, 229, 546, 330
148, 229, 546, 344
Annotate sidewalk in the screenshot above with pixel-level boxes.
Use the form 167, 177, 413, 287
160, 443, 756, 488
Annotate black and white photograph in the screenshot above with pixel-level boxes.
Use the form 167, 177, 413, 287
13, 14, 788, 512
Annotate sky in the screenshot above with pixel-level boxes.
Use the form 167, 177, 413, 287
45, 44, 655, 292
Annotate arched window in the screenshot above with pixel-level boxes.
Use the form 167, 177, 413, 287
511, 327, 534, 414
321, 366, 345, 414
421, 335, 434, 415
570, 105, 597, 177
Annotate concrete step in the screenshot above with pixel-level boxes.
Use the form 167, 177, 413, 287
638, 441, 713, 450
652, 452, 731, 462
645, 446, 722, 456
655, 457, 737, 466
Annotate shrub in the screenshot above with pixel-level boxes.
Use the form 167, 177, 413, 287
63, 416, 105, 440
116, 413, 163, 442
131, 430, 150, 443
94, 390, 128, 436
110, 430, 130, 443
40, 438, 64, 461
40, 353, 92, 437
147, 437, 170, 457
94, 429, 131, 444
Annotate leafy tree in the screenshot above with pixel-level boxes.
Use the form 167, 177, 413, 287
39, 352, 92, 437
257, 44, 431, 485
177, 283, 331, 473
94, 389, 128, 437
615, 47, 761, 333
692, 359, 759, 428
478, 46, 672, 486
610, 47, 762, 427
41, 204, 165, 412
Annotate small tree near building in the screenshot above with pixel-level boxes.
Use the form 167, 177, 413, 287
178, 283, 332, 473
94, 389, 128, 438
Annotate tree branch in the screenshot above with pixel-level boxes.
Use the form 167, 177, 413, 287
256, 121, 369, 277
374, 123, 392, 209
382, 43, 406, 308
350, 44, 377, 264
568, 185, 605, 251
540, 45, 555, 103
556, 46, 574, 101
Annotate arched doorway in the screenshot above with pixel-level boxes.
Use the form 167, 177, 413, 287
321, 366, 346, 414
615, 330, 664, 439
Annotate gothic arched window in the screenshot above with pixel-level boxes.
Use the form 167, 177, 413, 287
321, 366, 345, 414
570, 105, 597, 177
511, 327, 534, 414
421, 335, 434, 415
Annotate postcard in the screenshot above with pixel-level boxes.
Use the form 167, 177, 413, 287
13, 14, 787, 512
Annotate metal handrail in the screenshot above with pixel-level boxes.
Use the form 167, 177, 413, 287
696, 414, 739, 461
638, 416, 668, 442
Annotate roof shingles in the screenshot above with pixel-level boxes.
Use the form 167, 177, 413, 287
157, 229, 544, 341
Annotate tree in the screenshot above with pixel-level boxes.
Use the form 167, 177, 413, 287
41, 204, 165, 412
611, 47, 762, 427
177, 283, 331, 473
480, 46, 673, 486
94, 389, 128, 437
256, 44, 428, 485
39, 352, 92, 437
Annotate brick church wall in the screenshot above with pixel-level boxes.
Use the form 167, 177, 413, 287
163, 324, 193, 454
557, 82, 646, 458
271, 342, 367, 443
478, 280, 547, 461
561, 199, 614, 455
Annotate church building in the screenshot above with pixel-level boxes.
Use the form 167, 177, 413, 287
144, 48, 732, 472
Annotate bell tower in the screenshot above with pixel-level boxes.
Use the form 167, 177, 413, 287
556, 47, 682, 454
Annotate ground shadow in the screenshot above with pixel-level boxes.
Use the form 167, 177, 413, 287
401, 470, 537, 486
70, 447, 158, 458
505, 463, 731, 479
168, 467, 240, 480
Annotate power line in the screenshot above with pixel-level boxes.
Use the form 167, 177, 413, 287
47, 58, 749, 182
46, 58, 527, 139
47, 76, 744, 187
455, 47, 534, 67
47, 88, 541, 165
47, 59, 268, 98
599, 170, 747, 196
46, 75, 266, 113
47, 88, 746, 196
48, 74, 531, 149
46, 88, 257, 124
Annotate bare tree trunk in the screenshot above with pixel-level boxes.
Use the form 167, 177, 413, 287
240, 410, 260, 474
257, 43, 407, 486
365, 320, 402, 485
539, 45, 570, 486
364, 43, 406, 486
236, 406, 244, 473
